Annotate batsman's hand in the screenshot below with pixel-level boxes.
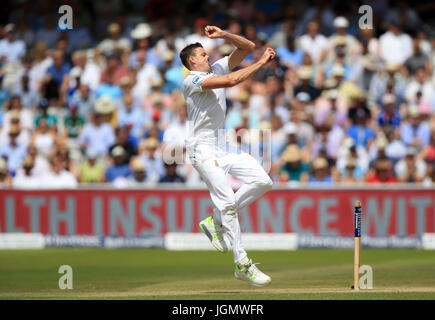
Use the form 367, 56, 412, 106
259, 47, 276, 65
204, 25, 226, 39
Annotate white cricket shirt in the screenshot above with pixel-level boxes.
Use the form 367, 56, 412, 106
182, 56, 230, 158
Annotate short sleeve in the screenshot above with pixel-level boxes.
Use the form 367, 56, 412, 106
184, 73, 213, 94
211, 56, 230, 75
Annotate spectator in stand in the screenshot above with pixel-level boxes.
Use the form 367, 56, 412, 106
162, 103, 188, 147
72, 50, 101, 93
12, 156, 40, 189
347, 110, 375, 148
159, 162, 185, 183
161, 50, 184, 94
379, 21, 413, 65
127, 158, 149, 187
129, 23, 162, 69
351, 54, 378, 93
0, 24, 26, 63
297, 21, 329, 64
132, 51, 161, 102
138, 137, 165, 184
0, 125, 27, 175
311, 124, 345, 161
384, 127, 407, 165
26, 143, 50, 177
405, 67, 433, 105
366, 159, 397, 184
143, 112, 165, 143
400, 108, 431, 148
42, 50, 71, 100
328, 17, 361, 61
100, 52, 129, 87
63, 102, 85, 140
336, 138, 370, 176
117, 87, 146, 139
308, 157, 334, 184
34, 99, 57, 128
369, 136, 389, 168
31, 118, 57, 158
70, 83, 96, 120
394, 146, 427, 183
12, 73, 39, 109
108, 126, 138, 165
1, 95, 33, 135
404, 39, 431, 76
293, 66, 321, 102
278, 144, 310, 183
105, 146, 132, 183
77, 149, 105, 184
96, 54, 124, 99
370, 63, 407, 106
275, 35, 304, 68
41, 155, 78, 189
77, 105, 115, 157
0, 110, 31, 147
378, 94, 401, 130
324, 42, 353, 80
340, 158, 364, 184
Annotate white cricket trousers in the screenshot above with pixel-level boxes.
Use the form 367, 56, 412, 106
192, 151, 273, 263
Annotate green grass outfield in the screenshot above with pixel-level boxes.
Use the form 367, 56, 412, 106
1, 248, 435, 300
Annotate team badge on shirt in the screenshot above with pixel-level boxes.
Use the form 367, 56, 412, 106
192, 76, 200, 84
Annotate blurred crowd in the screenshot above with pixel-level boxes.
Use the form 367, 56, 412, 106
1, 0, 435, 189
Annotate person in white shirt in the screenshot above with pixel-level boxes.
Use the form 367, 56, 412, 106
131, 49, 160, 101
297, 21, 329, 64
71, 50, 101, 92
328, 17, 361, 62
42, 156, 78, 189
394, 146, 427, 183
379, 22, 413, 65
405, 67, 433, 104
162, 104, 188, 147
13, 156, 40, 189
0, 24, 26, 63
180, 25, 275, 287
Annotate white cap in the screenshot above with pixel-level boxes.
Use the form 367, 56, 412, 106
111, 146, 126, 157
94, 96, 115, 114
334, 16, 349, 28
296, 92, 311, 103
131, 23, 152, 39
382, 94, 396, 105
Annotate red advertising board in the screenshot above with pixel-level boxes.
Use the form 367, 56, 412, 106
1, 189, 434, 236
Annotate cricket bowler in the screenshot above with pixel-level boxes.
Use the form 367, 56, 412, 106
180, 25, 275, 286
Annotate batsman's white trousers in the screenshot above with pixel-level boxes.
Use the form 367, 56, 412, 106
192, 148, 273, 263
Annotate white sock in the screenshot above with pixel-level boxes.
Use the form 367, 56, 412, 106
237, 256, 250, 267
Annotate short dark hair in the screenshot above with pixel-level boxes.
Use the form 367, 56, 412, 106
179, 42, 203, 70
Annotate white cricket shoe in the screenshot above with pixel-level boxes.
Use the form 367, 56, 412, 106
234, 259, 271, 287
199, 216, 228, 253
